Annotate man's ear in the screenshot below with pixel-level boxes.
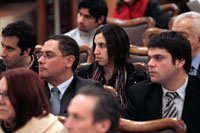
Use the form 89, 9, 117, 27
95, 119, 111, 133
97, 16, 105, 25
65, 55, 75, 68
198, 36, 200, 48
176, 59, 185, 69
23, 48, 31, 56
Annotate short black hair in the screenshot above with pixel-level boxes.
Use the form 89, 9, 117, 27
47, 35, 80, 72
77, 85, 121, 133
93, 24, 130, 69
79, 0, 108, 24
148, 31, 191, 73
2, 20, 37, 55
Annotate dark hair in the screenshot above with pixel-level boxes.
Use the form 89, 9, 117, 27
0, 68, 50, 131
148, 31, 191, 73
77, 85, 121, 133
2, 20, 37, 55
93, 24, 130, 69
79, 0, 108, 24
47, 35, 80, 72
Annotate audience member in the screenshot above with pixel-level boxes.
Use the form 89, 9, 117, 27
64, 0, 108, 47
0, 21, 38, 73
38, 35, 102, 116
64, 85, 121, 133
77, 24, 146, 108
124, 31, 200, 133
172, 11, 200, 76
112, 0, 168, 28
0, 68, 68, 132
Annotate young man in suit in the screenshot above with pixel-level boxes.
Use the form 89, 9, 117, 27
172, 11, 200, 76
124, 31, 200, 133
38, 35, 102, 116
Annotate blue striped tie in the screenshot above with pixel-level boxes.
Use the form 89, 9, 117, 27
163, 92, 178, 118
51, 87, 60, 115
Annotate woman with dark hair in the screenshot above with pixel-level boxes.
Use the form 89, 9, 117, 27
77, 24, 146, 108
112, 0, 168, 29
0, 68, 68, 133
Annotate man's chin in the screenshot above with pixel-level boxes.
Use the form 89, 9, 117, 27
78, 27, 89, 32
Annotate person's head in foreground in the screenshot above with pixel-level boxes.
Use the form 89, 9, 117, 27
64, 85, 121, 133
0, 68, 50, 131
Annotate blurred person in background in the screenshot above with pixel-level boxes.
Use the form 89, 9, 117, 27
112, 0, 168, 28
64, 0, 108, 47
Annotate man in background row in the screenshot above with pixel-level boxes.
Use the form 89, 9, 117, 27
64, 0, 108, 47
172, 11, 200, 76
0, 21, 38, 73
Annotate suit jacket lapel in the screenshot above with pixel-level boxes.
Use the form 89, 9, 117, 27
197, 63, 200, 76
44, 81, 51, 103
181, 76, 200, 123
60, 76, 77, 115
146, 84, 163, 120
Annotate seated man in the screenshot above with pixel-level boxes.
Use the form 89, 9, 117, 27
124, 31, 200, 133
38, 35, 102, 116
0, 21, 38, 72
64, 0, 108, 47
172, 11, 200, 76
64, 85, 121, 133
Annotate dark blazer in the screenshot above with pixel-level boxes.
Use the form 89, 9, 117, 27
45, 75, 103, 116
124, 75, 200, 133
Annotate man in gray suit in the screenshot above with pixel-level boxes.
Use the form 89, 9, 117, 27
38, 35, 102, 116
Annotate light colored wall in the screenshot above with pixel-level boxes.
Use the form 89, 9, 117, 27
0, 2, 36, 54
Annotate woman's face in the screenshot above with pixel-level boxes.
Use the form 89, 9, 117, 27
0, 77, 16, 125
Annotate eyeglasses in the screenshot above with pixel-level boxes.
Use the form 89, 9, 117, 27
36, 52, 67, 60
0, 92, 8, 100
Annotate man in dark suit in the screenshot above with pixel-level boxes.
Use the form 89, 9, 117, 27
38, 35, 102, 116
124, 31, 200, 133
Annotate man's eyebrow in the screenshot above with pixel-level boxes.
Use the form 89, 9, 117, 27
40, 50, 55, 54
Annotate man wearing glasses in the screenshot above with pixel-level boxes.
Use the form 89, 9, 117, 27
38, 35, 102, 116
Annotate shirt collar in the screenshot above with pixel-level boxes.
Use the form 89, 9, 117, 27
192, 53, 200, 70
78, 25, 102, 36
162, 75, 188, 100
27, 55, 35, 69
48, 75, 74, 96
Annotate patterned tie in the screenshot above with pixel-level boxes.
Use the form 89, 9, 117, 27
163, 92, 178, 118
51, 87, 60, 115
190, 66, 197, 75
